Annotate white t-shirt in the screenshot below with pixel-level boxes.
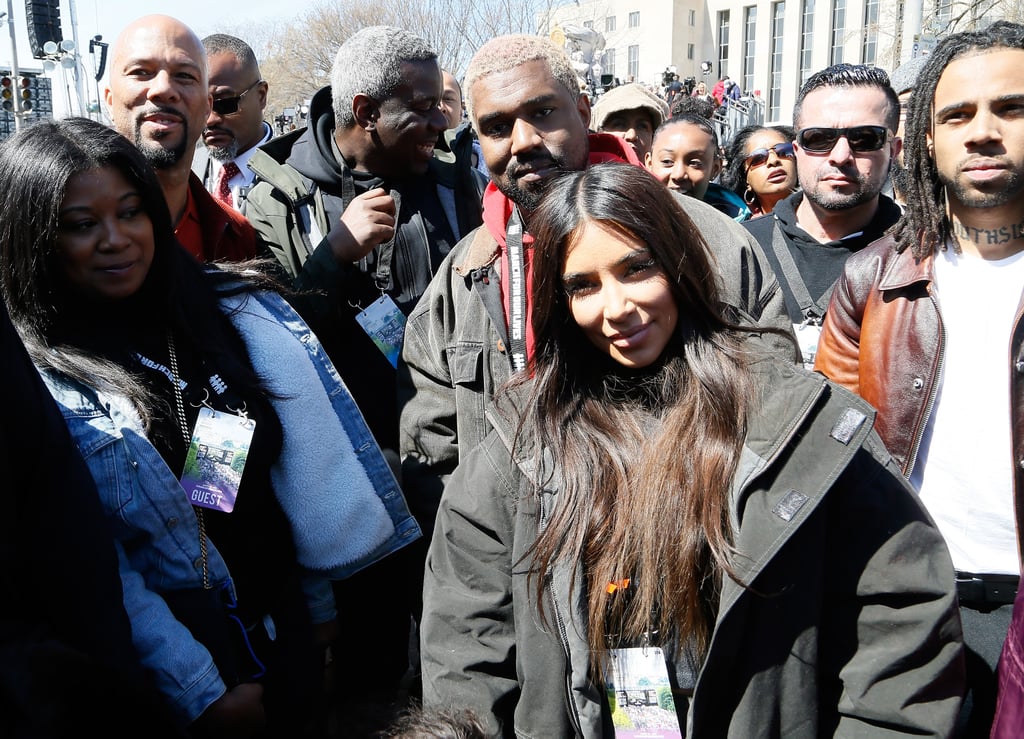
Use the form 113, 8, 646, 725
912, 245, 1024, 575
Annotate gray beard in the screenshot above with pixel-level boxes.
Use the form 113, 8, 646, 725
207, 140, 239, 162
804, 179, 879, 211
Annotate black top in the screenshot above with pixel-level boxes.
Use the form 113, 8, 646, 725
744, 191, 903, 324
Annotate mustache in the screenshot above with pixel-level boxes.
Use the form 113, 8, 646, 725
138, 105, 186, 124
203, 125, 232, 136
815, 165, 861, 181
506, 153, 563, 178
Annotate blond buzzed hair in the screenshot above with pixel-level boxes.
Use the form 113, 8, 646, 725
463, 34, 581, 124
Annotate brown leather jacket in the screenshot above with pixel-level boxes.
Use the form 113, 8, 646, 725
815, 234, 1024, 556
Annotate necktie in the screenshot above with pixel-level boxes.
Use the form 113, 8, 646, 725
215, 161, 241, 207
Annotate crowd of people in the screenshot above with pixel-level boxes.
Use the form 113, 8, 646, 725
2, 11, 1024, 739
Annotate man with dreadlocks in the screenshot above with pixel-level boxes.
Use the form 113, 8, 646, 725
815, 21, 1024, 737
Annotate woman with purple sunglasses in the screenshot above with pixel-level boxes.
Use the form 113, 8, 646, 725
721, 124, 799, 218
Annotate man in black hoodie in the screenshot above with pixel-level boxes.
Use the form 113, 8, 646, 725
744, 63, 903, 368
245, 25, 486, 734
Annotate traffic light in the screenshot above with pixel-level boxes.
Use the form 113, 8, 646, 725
18, 77, 32, 111
1, 75, 12, 112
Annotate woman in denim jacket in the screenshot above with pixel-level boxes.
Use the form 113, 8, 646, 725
0, 118, 420, 737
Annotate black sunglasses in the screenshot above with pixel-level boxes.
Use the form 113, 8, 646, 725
744, 141, 795, 171
796, 125, 890, 153
211, 79, 263, 116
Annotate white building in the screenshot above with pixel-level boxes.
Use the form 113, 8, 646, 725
544, 0, 1012, 126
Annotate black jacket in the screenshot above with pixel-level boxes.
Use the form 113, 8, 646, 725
744, 191, 903, 324
247, 86, 487, 449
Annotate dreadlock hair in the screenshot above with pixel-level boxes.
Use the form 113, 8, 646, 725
894, 21, 1024, 259
793, 63, 900, 133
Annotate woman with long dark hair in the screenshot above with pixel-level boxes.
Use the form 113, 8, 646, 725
0, 118, 419, 738
420, 161, 964, 737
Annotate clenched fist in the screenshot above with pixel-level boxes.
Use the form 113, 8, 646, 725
327, 187, 396, 263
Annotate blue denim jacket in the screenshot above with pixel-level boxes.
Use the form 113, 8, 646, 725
40, 289, 421, 724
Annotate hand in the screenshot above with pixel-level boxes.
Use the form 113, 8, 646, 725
327, 187, 396, 263
191, 682, 266, 738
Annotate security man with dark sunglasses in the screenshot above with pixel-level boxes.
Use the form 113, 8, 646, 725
744, 63, 903, 368
192, 34, 273, 216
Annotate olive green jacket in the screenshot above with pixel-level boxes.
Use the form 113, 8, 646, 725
421, 356, 965, 737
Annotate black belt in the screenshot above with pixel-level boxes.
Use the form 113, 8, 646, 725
955, 571, 1019, 607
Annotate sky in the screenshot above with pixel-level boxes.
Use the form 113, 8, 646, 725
1, 0, 315, 115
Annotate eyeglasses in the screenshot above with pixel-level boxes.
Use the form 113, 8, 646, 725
795, 125, 890, 153
211, 79, 263, 116
744, 141, 795, 171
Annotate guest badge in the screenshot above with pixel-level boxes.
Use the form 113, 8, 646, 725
354, 294, 406, 369
604, 646, 683, 738
180, 407, 255, 513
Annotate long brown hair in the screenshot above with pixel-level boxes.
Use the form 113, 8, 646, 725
514, 161, 757, 666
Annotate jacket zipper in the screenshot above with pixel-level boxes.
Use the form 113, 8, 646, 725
905, 288, 946, 476
539, 492, 585, 737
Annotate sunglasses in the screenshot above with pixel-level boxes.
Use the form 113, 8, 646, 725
744, 141, 795, 171
795, 125, 890, 153
211, 79, 263, 116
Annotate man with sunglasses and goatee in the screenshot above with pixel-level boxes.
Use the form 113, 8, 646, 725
744, 63, 903, 367
817, 22, 1024, 736
191, 34, 273, 216
105, 15, 256, 263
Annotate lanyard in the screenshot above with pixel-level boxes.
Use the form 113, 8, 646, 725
318, 172, 399, 292
506, 208, 527, 373
769, 224, 833, 325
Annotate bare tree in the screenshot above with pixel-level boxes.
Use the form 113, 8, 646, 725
245, 0, 549, 122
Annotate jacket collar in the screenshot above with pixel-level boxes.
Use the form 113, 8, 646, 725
876, 234, 935, 291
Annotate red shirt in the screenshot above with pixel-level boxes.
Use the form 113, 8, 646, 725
174, 173, 257, 263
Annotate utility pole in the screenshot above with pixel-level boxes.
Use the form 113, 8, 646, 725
67, 0, 85, 116
5, 0, 22, 131
901, 0, 924, 64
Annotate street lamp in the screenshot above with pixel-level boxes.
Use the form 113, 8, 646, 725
39, 39, 77, 115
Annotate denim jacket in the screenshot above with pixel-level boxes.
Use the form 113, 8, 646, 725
40, 289, 420, 724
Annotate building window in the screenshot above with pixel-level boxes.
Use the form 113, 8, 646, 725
935, 0, 952, 31
688, 43, 695, 60
718, 11, 731, 85
628, 44, 640, 80
862, 0, 879, 64
830, 0, 846, 65
769, 1, 785, 119
689, 9, 696, 26
629, 11, 640, 27
604, 47, 616, 77
799, 0, 815, 85
606, 15, 616, 32
743, 5, 757, 97
584, 20, 593, 29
